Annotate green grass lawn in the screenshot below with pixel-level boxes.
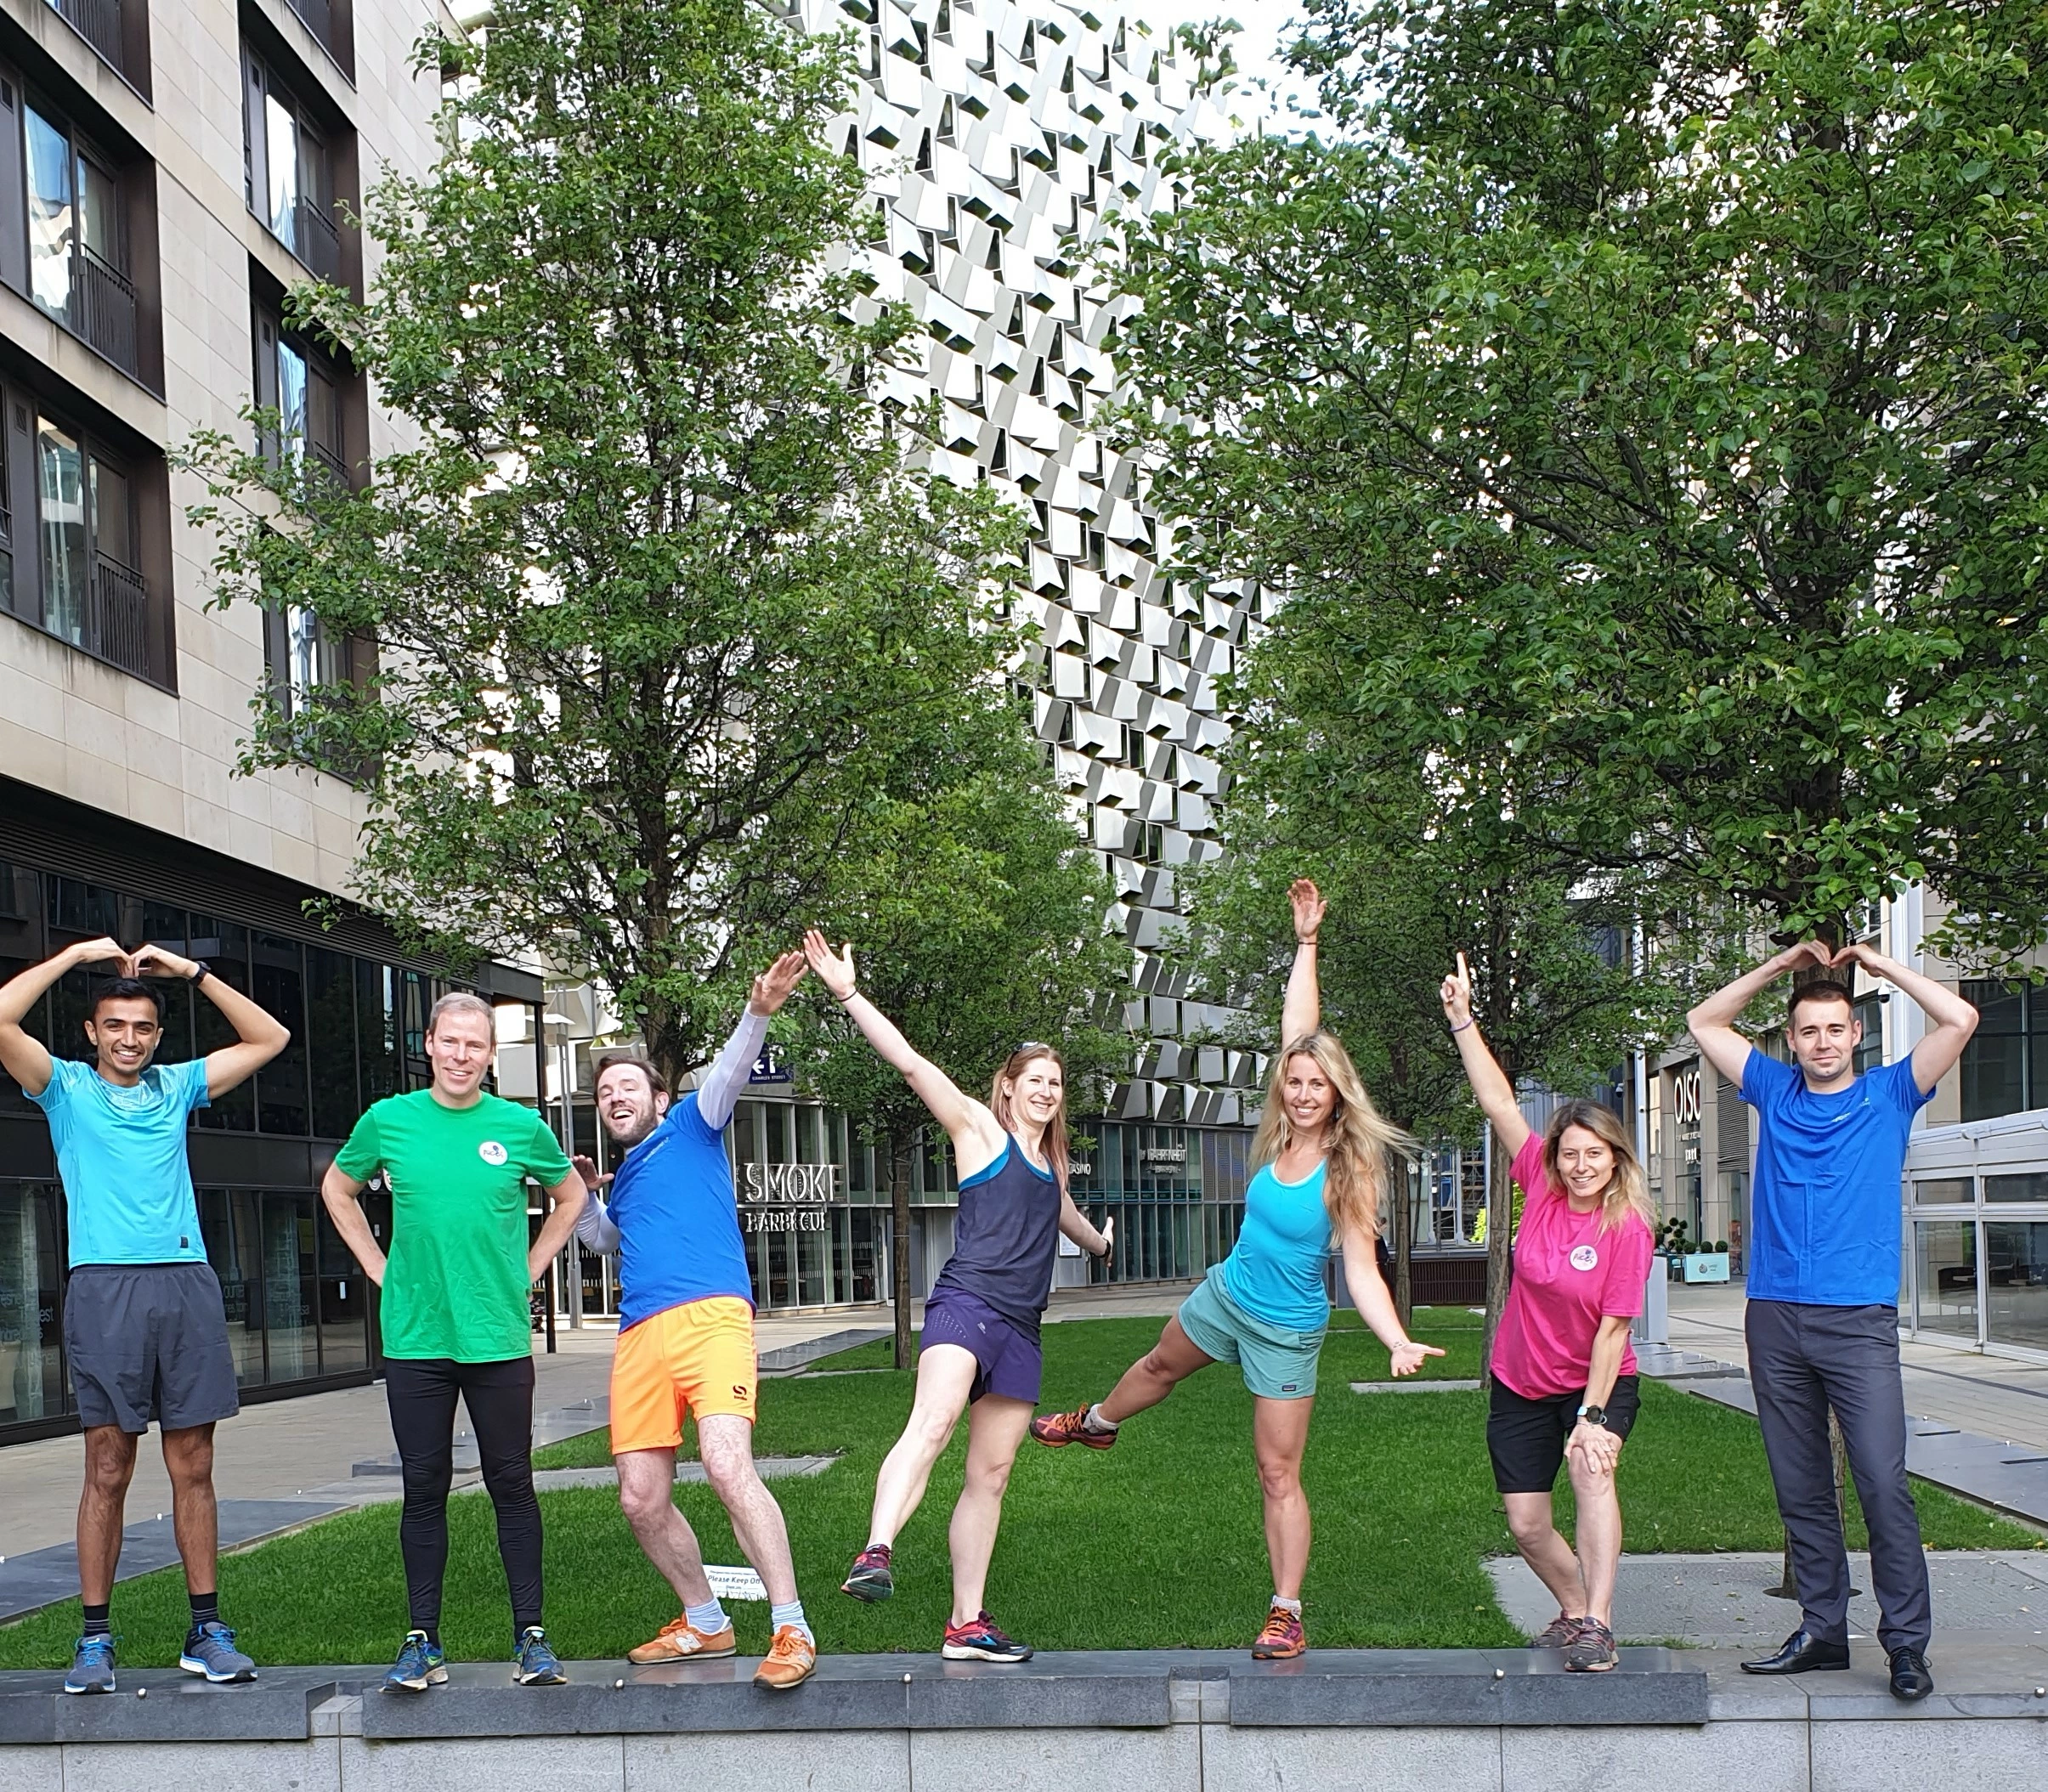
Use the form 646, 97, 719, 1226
0, 1309, 2034, 1669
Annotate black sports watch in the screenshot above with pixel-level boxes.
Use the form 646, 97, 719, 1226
1577, 1404, 1610, 1428
188, 960, 211, 984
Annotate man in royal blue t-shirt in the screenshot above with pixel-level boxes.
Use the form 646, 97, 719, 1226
572, 950, 815, 1690
1689, 939, 1977, 1702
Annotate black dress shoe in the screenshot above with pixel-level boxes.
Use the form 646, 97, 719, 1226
1888, 1647, 1934, 1701
1740, 1627, 1853, 1674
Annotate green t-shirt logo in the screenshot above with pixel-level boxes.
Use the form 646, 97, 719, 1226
478, 1140, 508, 1165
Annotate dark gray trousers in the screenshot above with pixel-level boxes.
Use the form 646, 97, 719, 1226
1745, 1298, 1932, 1653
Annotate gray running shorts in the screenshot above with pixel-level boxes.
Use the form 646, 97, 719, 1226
63, 1263, 241, 1434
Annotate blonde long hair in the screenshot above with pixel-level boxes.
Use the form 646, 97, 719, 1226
988, 1043, 1071, 1196
1251, 1030, 1412, 1241
1542, 1099, 1653, 1236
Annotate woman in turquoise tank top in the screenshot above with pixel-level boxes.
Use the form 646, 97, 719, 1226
1030, 879, 1444, 1659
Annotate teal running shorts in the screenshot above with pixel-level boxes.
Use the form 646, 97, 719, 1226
1175, 1264, 1326, 1399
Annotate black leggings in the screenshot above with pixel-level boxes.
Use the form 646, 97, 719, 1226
384, 1355, 541, 1642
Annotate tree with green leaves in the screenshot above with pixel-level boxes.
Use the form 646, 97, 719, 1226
1182, 603, 1693, 1351
783, 738, 1126, 1367
180, 0, 1019, 1086
1111, 0, 2048, 964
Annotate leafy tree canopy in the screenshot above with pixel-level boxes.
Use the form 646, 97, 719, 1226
183, 0, 1021, 1082
1110, 0, 2048, 958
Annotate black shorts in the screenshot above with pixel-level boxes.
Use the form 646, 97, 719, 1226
63, 1263, 240, 1434
1487, 1373, 1639, 1495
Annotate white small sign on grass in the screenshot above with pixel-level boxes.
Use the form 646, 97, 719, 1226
705, 1564, 768, 1601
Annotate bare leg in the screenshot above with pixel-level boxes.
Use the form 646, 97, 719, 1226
77, 1427, 139, 1606
948, 1395, 1033, 1625
866, 1345, 977, 1547
699, 1415, 799, 1607
161, 1424, 220, 1597
1096, 1317, 1216, 1425
1565, 1446, 1624, 1627
1503, 1490, 1588, 1620
616, 1447, 713, 1608
1252, 1396, 1315, 1601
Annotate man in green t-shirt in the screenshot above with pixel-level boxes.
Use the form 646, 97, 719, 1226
322, 992, 586, 1691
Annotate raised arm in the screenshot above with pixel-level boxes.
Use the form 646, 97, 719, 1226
802, 930, 1000, 1163
1439, 953, 1531, 1159
0, 939, 129, 1095
1836, 941, 1980, 1094
1684, 941, 1832, 1088
698, 951, 806, 1130
132, 944, 289, 1097
1281, 878, 1324, 1046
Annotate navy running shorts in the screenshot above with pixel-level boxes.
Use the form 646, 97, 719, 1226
920, 1288, 1043, 1405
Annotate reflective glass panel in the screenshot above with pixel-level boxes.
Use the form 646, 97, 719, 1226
1913, 1179, 1972, 1206
262, 1193, 317, 1380
1985, 1222, 2048, 1354
1987, 1173, 2048, 1204
264, 92, 299, 246
0, 1183, 66, 1422
1914, 1220, 1978, 1340
24, 108, 73, 319
36, 417, 85, 643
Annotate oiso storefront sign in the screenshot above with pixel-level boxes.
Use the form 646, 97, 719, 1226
739, 1162, 840, 1234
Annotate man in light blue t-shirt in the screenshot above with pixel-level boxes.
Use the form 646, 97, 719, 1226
1689, 940, 1978, 1703
0, 936, 289, 1695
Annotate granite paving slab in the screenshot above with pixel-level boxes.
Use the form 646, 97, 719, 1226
1487, 1551, 2048, 1649
1350, 1379, 1484, 1394
0, 1500, 349, 1625
527, 1455, 839, 1492
760, 1326, 889, 1373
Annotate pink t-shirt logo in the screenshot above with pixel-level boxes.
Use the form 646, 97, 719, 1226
1570, 1244, 1599, 1272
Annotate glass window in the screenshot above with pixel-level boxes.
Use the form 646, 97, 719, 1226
1985, 1221, 2048, 1354
315, 1201, 368, 1371
201, 1188, 268, 1385
264, 90, 300, 246
1962, 981, 2034, 1122
355, 960, 401, 1105
307, 947, 358, 1138
1913, 1220, 1977, 1340
254, 936, 309, 1134
1988, 1173, 2048, 1204
1913, 1178, 1973, 1205
262, 1192, 317, 1380
24, 106, 75, 320
190, 918, 255, 1131
77, 154, 120, 271
35, 416, 85, 644
0, 1183, 66, 1423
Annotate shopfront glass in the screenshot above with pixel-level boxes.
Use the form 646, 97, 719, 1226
1914, 1220, 1978, 1339
0, 1183, 64, 1425
1984, 1222, 2048, 1354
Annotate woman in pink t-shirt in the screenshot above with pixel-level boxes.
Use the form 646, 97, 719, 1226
1441, 955, 1656, 1673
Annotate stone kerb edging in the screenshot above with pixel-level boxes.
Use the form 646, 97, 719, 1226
0, 1649, 1708, 1745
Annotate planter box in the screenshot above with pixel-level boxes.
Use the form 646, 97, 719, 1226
1681, 1252, 1730, 1284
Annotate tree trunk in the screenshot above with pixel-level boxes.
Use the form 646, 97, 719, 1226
889, 1129, 915, 1372
1481, 1129, 1514, 1381
1392, 1154, 1414, 1329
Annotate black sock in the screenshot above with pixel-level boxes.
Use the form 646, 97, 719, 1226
422, 1625, 440, 1649
190, 1591, 219, 1629
82, 1603, 110, 1639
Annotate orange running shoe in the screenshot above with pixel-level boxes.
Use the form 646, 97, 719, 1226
627, 1614, 738, 1665
753, 1625, 817, 1690
1251, 1604, 1306, 1660
1029, 1404, 1117, 1450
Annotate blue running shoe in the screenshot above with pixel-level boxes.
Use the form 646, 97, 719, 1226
64, 1635, 116, 1695
513, 1626, 566, 1686
180, 1620, 257, 1684
383, 1630, 447, 1693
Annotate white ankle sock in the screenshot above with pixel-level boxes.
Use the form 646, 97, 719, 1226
1271, 1596, 1303, 1615
686, 1598, 728, 1635
771, 1600, 813, 1643
1083, 1403, 1119, 1433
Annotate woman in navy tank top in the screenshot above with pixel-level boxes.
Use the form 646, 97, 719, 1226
803, 930, 1112, 1665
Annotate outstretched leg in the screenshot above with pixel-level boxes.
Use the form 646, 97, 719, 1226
1099, 1316, 1215, 1424
699, 1415, 799, 1607
866, 1344, 979, 1547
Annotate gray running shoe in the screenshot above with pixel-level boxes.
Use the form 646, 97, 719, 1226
1563, 1619, 1618, 1673
179, 1620, 257, 1683
65, 1635, 116, 1694
1531, 1613, 1583, 1649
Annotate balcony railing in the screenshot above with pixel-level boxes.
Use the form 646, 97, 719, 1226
47, 0, 125, 77
89, 552, 150, 680
76, 250, 139, 379
293, 195, 342, 282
